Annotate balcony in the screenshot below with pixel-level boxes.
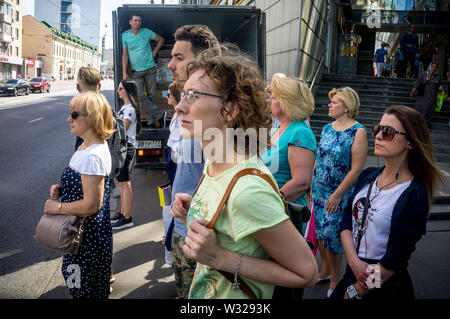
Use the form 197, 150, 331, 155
0, 13, 12, 24
0, 31, 11, 43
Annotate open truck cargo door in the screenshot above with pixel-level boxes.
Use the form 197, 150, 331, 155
113, 4, 265, 169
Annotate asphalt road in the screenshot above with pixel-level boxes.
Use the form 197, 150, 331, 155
0, 80, 449, 300
0, 80, 176, 299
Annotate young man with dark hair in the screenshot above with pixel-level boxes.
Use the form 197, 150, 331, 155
167, 24, 220, 299
122, 14, 165, 128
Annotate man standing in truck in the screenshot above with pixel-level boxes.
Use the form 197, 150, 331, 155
122, 14, 166, 128
167, 24, 220, 299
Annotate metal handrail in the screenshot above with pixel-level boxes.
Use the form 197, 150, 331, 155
310, 54, 326, 92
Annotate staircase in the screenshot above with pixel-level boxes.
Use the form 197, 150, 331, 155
311, 74, 450, 217
311, 74, 450, 164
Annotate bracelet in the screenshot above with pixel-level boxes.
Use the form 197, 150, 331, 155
232, 254, 243, 291
58, 202, 62, 214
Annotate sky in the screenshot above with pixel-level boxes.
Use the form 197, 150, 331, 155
22, 0, 179, 49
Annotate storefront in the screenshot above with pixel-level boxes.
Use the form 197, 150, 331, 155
0, 55, 23, 79
25, 59, 35, 80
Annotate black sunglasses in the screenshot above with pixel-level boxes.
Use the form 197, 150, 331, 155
70, 110, 84, 120
372, 124, 408, 141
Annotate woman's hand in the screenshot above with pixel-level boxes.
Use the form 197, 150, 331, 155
183, 218, 222, 268
349, 258, 370, 289
170, 193, 192, 224
326, 192, 342, 214
50, 184, 61, 200
44, 199, 59, 215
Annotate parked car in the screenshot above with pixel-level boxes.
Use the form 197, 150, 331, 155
29, 77, 51, 93
0, 79, 31, 96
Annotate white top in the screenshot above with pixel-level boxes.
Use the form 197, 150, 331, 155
167, 113, 182, 154
70, 143, 112, 176
351, 177, 412, 260
119, 103, 137, 146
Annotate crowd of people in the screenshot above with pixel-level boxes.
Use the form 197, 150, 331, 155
40, 16, 443, 300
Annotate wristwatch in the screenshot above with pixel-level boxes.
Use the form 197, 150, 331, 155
346, 284, 362, 299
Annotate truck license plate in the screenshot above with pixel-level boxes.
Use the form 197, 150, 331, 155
137, 140, 162, 149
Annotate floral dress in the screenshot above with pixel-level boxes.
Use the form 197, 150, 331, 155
60, 145, 112, 299
312, 123, 364, 254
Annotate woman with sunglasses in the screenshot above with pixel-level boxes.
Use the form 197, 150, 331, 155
330, 105, 442, 300
170, 52, 317, 299
44, 93, 114, 298
311, 87, 368, 297
111, 80, 142, 230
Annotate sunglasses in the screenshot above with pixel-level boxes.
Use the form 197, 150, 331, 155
372, 124, 408, 141
70, 110, 84, 120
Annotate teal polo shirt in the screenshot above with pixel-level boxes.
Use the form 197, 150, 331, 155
261, 120, 317, 206
122, 28, 157, 71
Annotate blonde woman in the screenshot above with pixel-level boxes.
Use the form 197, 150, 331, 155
311, 87, 368, 297
261, 77, 316, 208
44, 92, 114, 298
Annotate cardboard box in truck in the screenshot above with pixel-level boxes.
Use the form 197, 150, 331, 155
113, 4, 266, 169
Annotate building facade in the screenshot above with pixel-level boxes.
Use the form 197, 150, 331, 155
22, 15, 101, 80
0, 0, 23, 79
34, 0, 102, 48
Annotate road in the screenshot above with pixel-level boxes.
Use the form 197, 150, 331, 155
0, 80, 449, 300
0, 80, 176, 299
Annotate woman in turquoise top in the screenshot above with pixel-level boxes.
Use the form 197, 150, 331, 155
311, 87, 368, 297
262, 77, 316, 207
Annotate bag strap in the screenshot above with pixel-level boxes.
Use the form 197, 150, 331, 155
207, 168, 285, 229
356, 179, 375, 254
205, 168, 282, 299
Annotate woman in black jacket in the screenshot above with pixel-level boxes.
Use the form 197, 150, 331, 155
330, 105, 442, 300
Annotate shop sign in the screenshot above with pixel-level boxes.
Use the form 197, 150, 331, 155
0, 55, 24, 65
26, 59, 35, 66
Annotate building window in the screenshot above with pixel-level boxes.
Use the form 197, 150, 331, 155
15, 28, 19, 40
15, 46, 18, 57
15, 11, 19, 21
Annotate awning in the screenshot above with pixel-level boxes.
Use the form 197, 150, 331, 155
0, 55, 24, 65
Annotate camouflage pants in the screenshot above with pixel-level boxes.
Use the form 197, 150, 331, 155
172, 231, 197, 299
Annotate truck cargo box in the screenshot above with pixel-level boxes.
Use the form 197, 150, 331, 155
113, 4, 266, 169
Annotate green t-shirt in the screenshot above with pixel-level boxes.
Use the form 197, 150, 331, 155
122, 28, 156, 71
187, 156, 289, 299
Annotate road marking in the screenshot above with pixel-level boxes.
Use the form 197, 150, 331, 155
28, 117, 44, 123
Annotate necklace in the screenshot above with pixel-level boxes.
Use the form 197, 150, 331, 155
370, 172, 399, 201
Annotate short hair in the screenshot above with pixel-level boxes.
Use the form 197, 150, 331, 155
77, 66, 101, 91
168, 82, 181, 104
174, 25, 220, 57
186, 51, 272, 154
271, 77, 314, 122
129, 14, 141, 21
328, 87, 360, 120
70, 92, 114, 140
